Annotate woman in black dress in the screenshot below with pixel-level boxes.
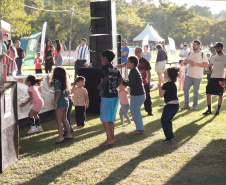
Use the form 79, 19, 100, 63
43, 39, 55, 73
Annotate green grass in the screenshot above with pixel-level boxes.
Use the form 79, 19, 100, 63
0, 51, 225, 185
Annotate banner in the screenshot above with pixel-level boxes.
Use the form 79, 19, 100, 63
142, 35, 149, 49
24, 32, 41, 66
7, 74, 54, 120
40, 22, 47, 56
168, 37, 176, 51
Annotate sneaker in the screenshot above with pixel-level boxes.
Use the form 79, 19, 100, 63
203, 110, 212, 115
180, 105, 190, 109
37, 125, 43, 132
163, 137, 174, 143
148, 112, 154, 116
193, 105, 198, 110
27, 126, 38, 134
214, 110, 220, 116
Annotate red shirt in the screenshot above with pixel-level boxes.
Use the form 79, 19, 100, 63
138, 57, 151, 85
35, 58, 42, 69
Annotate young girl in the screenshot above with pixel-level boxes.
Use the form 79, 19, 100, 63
119, 84, 131, 125
178, 60, 186, 90
34, 52, 43, 74
158, 67, 181, 143
54, 40, 63, 66
141, 45, 152, 62
122, 56, 145, 134
71, 76, 89, 129
19, 75, 44, 134
8, 45, 18, 76
50, 67, 73, 143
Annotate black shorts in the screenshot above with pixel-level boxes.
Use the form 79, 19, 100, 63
206, 78, 224, 95
36, 69, 42, 74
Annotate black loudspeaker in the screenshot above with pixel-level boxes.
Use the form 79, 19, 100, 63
90, 52, 102, 68
90, 34, 116, 52
91, 18, 112, 35
0, 82, 18, 173
78, 67, 101, 114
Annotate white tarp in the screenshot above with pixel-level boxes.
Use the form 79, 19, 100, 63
133, 24, 165, 42
7, 74, 54, 120
1, 20, 11, 32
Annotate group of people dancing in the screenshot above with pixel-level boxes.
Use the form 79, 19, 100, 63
19, 38, 226, 146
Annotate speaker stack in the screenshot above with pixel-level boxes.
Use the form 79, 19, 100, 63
90, 0, 121, 67
78, 0, 121, 114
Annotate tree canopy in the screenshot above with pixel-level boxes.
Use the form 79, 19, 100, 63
1, 0, 225, 48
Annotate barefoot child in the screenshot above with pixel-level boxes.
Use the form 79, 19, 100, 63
119, 84, 131, 125
97, 50, 123, 146
122, 56, 145, 134
71, 76, 89, 129
50, 67, 73, 143
158, 67, 181, 143
34, 52, 43, 74
19, 75, 44, 134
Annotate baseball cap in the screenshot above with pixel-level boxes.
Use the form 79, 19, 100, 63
214, 42, 223, 48
122, 38, 127, 43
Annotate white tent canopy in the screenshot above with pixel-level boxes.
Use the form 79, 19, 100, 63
1, 20, 11, 32
133, 24, 164, 42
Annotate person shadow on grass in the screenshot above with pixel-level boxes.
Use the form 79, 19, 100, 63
95, 116, 215, 185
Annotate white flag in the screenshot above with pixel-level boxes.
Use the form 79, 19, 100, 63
40, 22, 47, 56
142, 35, 149, 48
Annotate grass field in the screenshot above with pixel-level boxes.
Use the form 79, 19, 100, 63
0, 51, 225, 185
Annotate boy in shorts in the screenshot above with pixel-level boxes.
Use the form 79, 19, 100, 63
203, 42, 226, 116
97, 50, 123, 146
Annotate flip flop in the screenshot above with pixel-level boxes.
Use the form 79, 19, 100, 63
55, 139, 65, 144
132, 130, 145, 134
64, 137, 73, 140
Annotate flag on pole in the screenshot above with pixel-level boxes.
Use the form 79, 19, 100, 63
40, 22, 47, 56
142, 35, 149, 49
24, 32, 42, 66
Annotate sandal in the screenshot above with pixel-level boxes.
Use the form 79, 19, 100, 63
55, 139, 65, 144
64, 137, 73, 140
132, 130, 145, 134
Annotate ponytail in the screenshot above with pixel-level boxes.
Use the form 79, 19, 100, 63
26, 75, 44, 86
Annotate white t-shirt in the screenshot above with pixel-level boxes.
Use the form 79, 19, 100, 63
179, 49, 189, 59
185, 51, 208, 79
210, 54, 226, 78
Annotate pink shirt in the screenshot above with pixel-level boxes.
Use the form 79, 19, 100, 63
73, 87, 88, 106
28, 86, 43, 102
35, 58, 42, 69
119, 90, 129, 105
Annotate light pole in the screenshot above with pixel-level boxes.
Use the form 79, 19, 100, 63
69, 6, 74, 67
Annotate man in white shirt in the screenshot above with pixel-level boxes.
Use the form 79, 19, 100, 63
74, 38, 90, 66
181, 40, 208, 110
179, 44, 189, 60
203, 42, 226, 116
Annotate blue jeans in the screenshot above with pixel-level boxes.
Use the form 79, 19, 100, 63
130, 94, 145, 131
161, 104, 179, 140
16, 58, 23, 75
183, 76, 202, 106
55, 56, 63, 66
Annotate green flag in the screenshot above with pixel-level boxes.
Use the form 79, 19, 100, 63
24, 32, 41, 66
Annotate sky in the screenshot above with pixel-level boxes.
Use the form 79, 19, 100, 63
126, 0, 226, 14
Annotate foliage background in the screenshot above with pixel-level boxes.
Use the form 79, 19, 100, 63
1, 0, 225, 49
